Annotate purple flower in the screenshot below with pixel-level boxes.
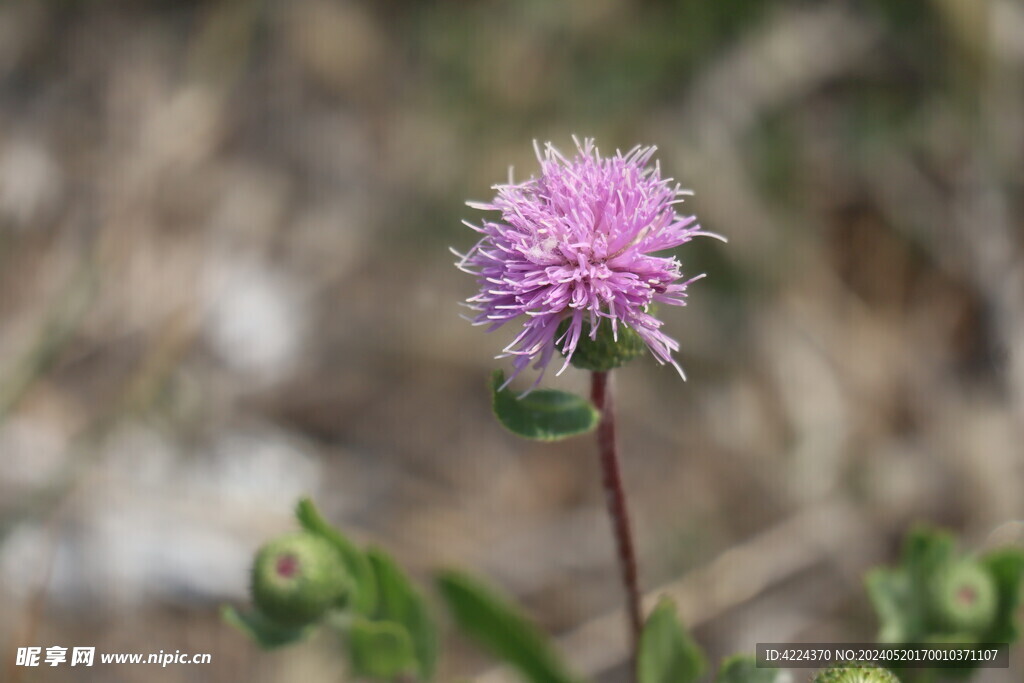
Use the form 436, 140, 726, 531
455, 137, 724, 386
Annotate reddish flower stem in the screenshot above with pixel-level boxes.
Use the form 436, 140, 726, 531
590, 370, 643, 660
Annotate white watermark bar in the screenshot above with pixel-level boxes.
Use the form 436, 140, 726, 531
755, 643, 1009, 669
15, 646, 211, 668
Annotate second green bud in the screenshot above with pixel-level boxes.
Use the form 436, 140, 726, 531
251, 532, 351, 627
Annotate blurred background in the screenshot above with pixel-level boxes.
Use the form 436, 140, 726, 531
0, 0, 1023, 680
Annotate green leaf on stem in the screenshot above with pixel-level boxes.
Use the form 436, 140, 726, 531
490, 370, 599, 441
637, 597, 706, 683
295, 498, 378, 615
867, 527, 956, 644
347, 617, 417, 679
436, 569, 578, 683
903, 527, 956, 585
979, 548, 1024, 643
368, 549, 438, 680
865, 567, 919, 644
221, 605, 316, 649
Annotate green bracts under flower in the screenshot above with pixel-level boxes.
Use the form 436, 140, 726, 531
557, 317, 647, 372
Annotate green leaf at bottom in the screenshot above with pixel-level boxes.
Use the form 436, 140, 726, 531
348, 618, 416, 679
980, 548, 1024, 643
491, 370, 599, 441
436, 569, 578, 683
638, 598, 706, 683
221, 605, 315, 649
865, 568, 919, 643
368, 549, 438, 680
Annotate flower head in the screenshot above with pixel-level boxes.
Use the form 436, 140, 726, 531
455, 137, 723, 385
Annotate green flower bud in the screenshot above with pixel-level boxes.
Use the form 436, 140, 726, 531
929, 560, 997, 634
813, 663, 900, 683
557, 317, 646, 372
251, 532, 350, 627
